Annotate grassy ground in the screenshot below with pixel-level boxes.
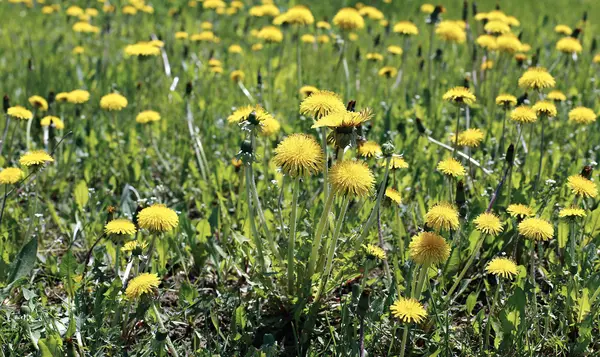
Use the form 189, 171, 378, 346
0, 0, 599, 356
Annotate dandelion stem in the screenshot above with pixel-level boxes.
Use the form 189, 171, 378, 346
483, 279, 501, 352
320, 127, 329, 200
356, 156, 391, 248
413, 264, 429, 300
447, 234, 486, 299
0, 115, 11, 158
529, 241, 540, 335
452, 105, 461, 157
287, 176, 301, 293
151, 302, 180, 357
307, 191, 335, 279
0, 184, 8, 228
245, 165, 267, 274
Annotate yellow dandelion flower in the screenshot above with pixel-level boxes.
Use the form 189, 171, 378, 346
28, 95, 48, 111
486, 10, 507, 22
312, 108, 372, 129
393, 21, 418, 35
203, 0, 226, 9
436, 21, 466, 43
274, 6, 314, 26
363, 244, 386, 260
136, 110, 161, 124
409, 231, 451, 265
385, 187, 402, 205
317, 35, 330, 44
190, 31, 216, 42
358, 6, 383, 20
495, 94, 517, 108
301, 34, 315, 43
123, 5, 137, 15
40, 116, 64, 129
455, 128, 484, 147
554, 25, 572, 35
125, 273, 160, 299
299, 85, 319, 97
510, 106, 537, 123
227, 105, 272, 124
496, 34, 522, 53
420, 4, 435, 14
507, 204, 534, 219
68, 89, 90, 104
390, 297, 427, 323
474, 212, 504, 236
567, 175, 597, 198
124, 43, 160, 56
387, 45, 403, 55
333, 7, 365, 30
105, 218, 137, 235
0, 168, 25, 185
476, 34, 498, 51
378, 66, 398, 78
556, 37, 582, 54
329, 160, 375, 198
518, 67, 555, 90
594, 53, 600, 64
559, 207, 586, 219
174, 31, 188, 40
7, 106, 33, 120
230, 70, 245, 82
56, 93, 70, 102
272, 134, 323, 177
19, 150, 54, 167
547, 90, 566, 102
518, 217, 554, 241
137, 204, 179, 233
425, 203, 459, 231
568, 107, 596, 125
317, 21, 331, 29
442, 86, 476, 105
258, 117, 280, 137
66, 6, 84, 16
121, 240, 148, 253
506, 16, 520, 27
484, 20, 511, 35
72, 46, 85, 55
532, 101, 557, 117
100, 93, 128, 111
300, 90, 346, 119
383, 155, 409, 170
366, 53, 383, 61
437, 157, 466, 177
228, 44, 243, 54
358, 141, 382, 158
486, 257, 518, 279
257, 26, 283, 43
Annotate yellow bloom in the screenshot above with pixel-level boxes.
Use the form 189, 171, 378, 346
484, 20, 510, 35
229, 70, 245, 83
228, 105, 272, 124
424, 202, 459, 231
333, 7, 365, 30
125, 273, 160, 299
317, 35, 330, 44
568, 107, 596, 125
0, 168, 24, 184
518, 217, 554, 241
486, 257, 518, 279
437, 157, 466, 177
40, 116, 64, 129
258, 117, 280, 137
387, 45, 403, 55
272, 134, 323, 177
547, 90, 566, 102
137, 204, 179, 233
358, 6, 383, 20
366, 53, 383, 61
393, 21, 418, 36
556, 37, 582, 54
554, 25, 572, 35
385, 187, 402, 205
358, 141, 382, 158
274, 6, 314, 26
124, 43, 160, 56
105, 218, 137, 235
72, 46, 85, 55
495, 94, 517, 108
100, 93, 128, 111
312, 109, 372, 129
383, 155, 409, 170
228, 44, 243, 54
567, 175, 597, 198
532, 101, 557, 117
329, 160, 375, 198
252, 43, 264, 51
594, 53, 600, 64
510, 106, 537, 123
28, 95, 48, 111
518, 67, 555, 90
300, 90, 346, 119
476, 34, 498, 51
378, 66, 398, 78
203, 0, 225, 9
121, 240, 148, 253
175, 31, 189, 40
474, 212, 504, 236
72, 21, 100, 34
317, 21, 331, 29
496, 34, 522, 53
363, 244, 386, 260
455, 128, 484, 147
68, 89, 90, 104
442, 86, 476, 105
56, 93, 70, 102
123, 5, 137, 15
299, 85, 319, 97
390, 297, 427, 323
559, 207, 586, 219
420, 4, 435, 14
409, 231, 451, 265
136, 110, 161, 124
436, 21, 466, 43
19, 150, 54, 167
486, 10, 507, 22
66, 6, 84, 16
7, 106, 33, 120
257, 26, 283, 43
507, 204, 534, 219
190, 31, 216, 42
301, 34, 315, 43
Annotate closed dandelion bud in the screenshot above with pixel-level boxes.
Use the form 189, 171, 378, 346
136, 82, 142, 91
381, 142, 395, 157
462, 1, 468, 22
419, 58, 425, 71
590, 38, 597, 54
48, 91, 55, 106
506, 144, 515, 166
581, 165, 593, 179
3, 95, 9, 113
435, 48, 443, 61
346, 100, 356, 112
532, 48, 540, 66
373, 34, 381, 47
472, 2, 478, 16
355, 48, 361, 62
28, 58, 33, 71
357, 291, 370, 318
571, 28, 581, 39
257, 70, 262, 86
463, 77, 470, 88
240, 139, 253, 155
415, 117, 427, 134
455, 180, 466, 208
156, 328, 168, 341
471, 45, 477, 61
417, 45, 422, 57
582, 11, 587, 22
185, 81, 193, 96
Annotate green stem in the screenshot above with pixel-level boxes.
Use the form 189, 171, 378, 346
151, 302, 180, 357
249, 164, 281, 261
530, 241, 540, 335
306, 191, 336, 279
287, 176, 301, 293
446, 234, 486, 299
245, 165, 267, 274
483, 280, 501, 352
356, 156, 392, 248
320, 128, 329, 200
452, 105, 461, 158
413, 264, 429, 300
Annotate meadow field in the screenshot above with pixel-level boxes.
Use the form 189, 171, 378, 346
0, 0, 599, 356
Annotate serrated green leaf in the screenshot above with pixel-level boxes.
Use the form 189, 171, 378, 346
74, 180, 89, 210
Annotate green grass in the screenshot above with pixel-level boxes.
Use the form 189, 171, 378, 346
0, 0, 599, 356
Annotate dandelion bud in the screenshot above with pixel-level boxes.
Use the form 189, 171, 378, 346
571, 28, 582, 39
419, 58, 425, 71
417, 45, 422, 57
47, 91, 55, 106
381, 142, 395, 157
136, 82, 143, 91
582, 11, 587, 22
463, 77, 470, 88
257, 70, 262, 86
183, 44, 189, 58
495, 4, 500, 10
456, 180, 466, 208
591, 38, 597, 54
472, 2, 478, 16
581, 165, 593, 179
346, 100, 356, 112
240, 140, 253, 154
471, 45, 477, 61
532, 48, 540, 66
156, 328, 168, 341
355, 48, 361, 62
357, 290, 371, 318
373, 34, 381, 47
415, 118, 427, 135
3, 95, 9, 113
185, 81, 193, 96
506, 144, 515, 166
462, 1, 468, 22
28, 58, 33, 71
